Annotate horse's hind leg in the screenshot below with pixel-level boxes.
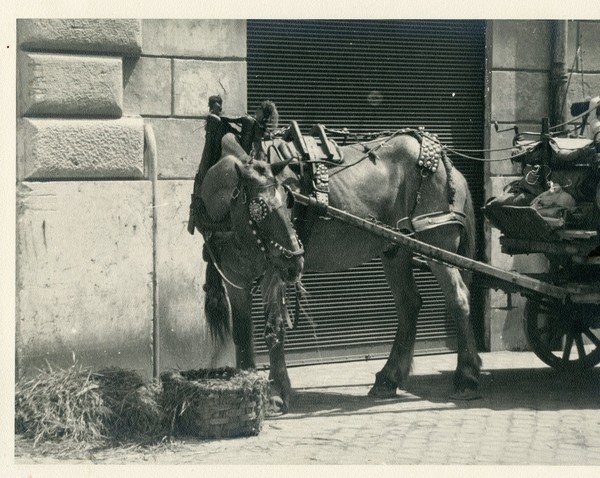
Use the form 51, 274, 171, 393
428, 261, 481, 398
369, 249, 422, 398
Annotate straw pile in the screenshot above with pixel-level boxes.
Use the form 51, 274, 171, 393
93, 367, 166, 441
15, 363, 110, 447
16, 363, 268, 449
161, 367, 269, 439
16, 364, 166, 449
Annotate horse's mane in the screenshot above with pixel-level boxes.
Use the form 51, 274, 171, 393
259, 100, 279, 130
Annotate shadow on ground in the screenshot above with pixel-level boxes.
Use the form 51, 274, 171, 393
276, 366, 600, 419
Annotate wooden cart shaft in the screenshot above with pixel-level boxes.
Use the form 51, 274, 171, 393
291, 191, 598, 305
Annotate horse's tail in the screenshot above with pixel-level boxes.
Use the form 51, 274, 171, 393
203, 244, 230, 341
458, 183, 477, 285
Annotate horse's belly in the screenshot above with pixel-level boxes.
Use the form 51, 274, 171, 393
302, 220, 387, 272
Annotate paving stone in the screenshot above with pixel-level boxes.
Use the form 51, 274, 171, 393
15, 351, 600, 465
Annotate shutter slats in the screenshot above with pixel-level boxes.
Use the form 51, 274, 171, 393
247, 20, 485, 363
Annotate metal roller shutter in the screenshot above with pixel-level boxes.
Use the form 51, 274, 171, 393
247, 20, 486, 365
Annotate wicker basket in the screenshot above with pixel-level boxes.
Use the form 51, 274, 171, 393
160, 368, 269, 439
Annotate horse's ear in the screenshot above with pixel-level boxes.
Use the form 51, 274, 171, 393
270, 159, 291, 177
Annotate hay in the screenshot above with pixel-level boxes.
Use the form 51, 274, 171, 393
16, 363, 266, 450
16, 364, 167, 450
93, 367, 166, 441
15, 363, 110, 447
161, 368, 269, 439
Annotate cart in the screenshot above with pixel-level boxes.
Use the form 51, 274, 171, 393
288, 181, 600, 372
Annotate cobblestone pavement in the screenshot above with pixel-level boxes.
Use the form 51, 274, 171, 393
15, 351, 600, 465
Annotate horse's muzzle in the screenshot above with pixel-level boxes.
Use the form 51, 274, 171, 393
280, 255, 304, 283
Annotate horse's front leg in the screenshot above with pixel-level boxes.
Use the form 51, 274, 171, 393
227, 285, 256, 370
369, 249, 422, 398
264, 310, 291, 413
261, 274, 291, 414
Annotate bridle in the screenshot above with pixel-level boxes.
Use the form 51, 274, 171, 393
232, 178, 304, 261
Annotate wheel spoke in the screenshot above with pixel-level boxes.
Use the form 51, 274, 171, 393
575, 334, 587, 360
562, 334, 574, 362
583, 329, 600, 348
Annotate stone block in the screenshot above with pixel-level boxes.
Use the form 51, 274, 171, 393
123, 57, 171, 116
566, 73, 600, 107
489, 123, 540, 175
17, 19, 142, 56
488, 291, 530, 352
491, 20, 551, 70
16, 181, 153, 376
142, 19, 246, 58
17, 116, 144, 180
173, 60, 247, 117
491, 71, 550, 123
156, 180, 235, 371
145, 118, 205, 179
18, 52, 123, 117
568, 21, 600, 73
489, 227, 549, 274
485, 175, 548, 352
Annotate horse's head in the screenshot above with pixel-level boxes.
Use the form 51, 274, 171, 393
230, 159, 304, 282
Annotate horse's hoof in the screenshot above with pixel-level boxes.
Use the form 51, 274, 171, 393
267, 395, 289, 416
449, 389, 482, 401
367, 384, 398, 399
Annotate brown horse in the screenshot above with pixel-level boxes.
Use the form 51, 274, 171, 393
200, 131, 481, 413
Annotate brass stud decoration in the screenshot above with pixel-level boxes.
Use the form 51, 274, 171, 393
248, 197, 270, 222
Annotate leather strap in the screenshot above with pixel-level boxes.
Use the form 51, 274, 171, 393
397, 210, 467, 235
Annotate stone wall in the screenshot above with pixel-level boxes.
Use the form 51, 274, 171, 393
17, 19, 599, 372
485, 20, 600, 351
16, 19, 244, 377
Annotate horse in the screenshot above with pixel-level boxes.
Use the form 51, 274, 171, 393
199, 130, 482, 413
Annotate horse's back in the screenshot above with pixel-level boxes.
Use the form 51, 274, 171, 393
303, 132, 474, 270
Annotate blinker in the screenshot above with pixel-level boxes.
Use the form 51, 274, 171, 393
249, 197, 270, 222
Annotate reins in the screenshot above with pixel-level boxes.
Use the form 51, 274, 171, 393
284, 100, 600, 166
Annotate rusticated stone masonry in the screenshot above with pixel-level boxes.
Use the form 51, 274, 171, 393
16, 19, 243, 378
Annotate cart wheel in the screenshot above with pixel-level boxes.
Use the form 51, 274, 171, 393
524, 299, 600, 371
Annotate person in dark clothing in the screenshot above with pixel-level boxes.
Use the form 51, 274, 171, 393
186, 97, 280, 333
188, 95, 229, 235
187, 96, 279, 235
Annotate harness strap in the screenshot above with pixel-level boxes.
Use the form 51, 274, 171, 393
396, 210, 467, 235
